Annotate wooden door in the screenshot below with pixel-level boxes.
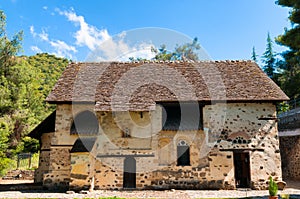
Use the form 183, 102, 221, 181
123, 156, 136, 188
234, 152, 251, 188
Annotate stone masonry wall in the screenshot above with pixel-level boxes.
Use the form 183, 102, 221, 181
203, 103, 282, 190
43, 146, 71, 190
34, 132, 53, 183
42, 104, 92, 189
279, 135, 300, 180
69, 152, 96, 191
42, 102, 281, 190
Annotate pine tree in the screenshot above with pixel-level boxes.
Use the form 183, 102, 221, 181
276, 0, 300, 98
262, 33, 276, 79
251, 46, 258, 62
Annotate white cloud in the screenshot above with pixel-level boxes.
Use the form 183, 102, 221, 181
43, 6, 48, 10
57, 9, 154, 61
30, 26, 37, 37
30, 8, 155, 61
118, 44, 155, 61
49, 40, 77, 58
39, 30, 49, 41
31, 46, 42, 53
57, 9, 110, 51
30, 26, 48, 41
29, 25, 76, 59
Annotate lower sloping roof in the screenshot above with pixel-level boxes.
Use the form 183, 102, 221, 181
28, 111, 56, 139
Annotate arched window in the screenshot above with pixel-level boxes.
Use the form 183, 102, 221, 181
177, 140, 190, 166
70, 111, 99, 135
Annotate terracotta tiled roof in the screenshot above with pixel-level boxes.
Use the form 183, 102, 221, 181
46, 61, 289, 110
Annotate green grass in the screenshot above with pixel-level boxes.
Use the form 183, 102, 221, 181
9, 153, 39, 170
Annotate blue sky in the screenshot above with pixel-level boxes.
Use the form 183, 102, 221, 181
0, 0, 291, 62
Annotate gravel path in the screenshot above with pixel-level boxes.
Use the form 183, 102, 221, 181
0, 188, 299, 198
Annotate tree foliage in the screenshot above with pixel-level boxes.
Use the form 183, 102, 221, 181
0, 11, 23, 78
262, 33, 277, 80
151, 37, 201, 61
0, 53, 69, 175
251, 46, 258, 62
276, 0, 300, 98
0, 10, 69, 175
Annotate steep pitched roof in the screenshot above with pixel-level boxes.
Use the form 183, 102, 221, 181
46, 61, 289, 110
28, 111, 56, 139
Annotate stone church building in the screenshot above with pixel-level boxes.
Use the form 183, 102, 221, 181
29, 60, 289, 191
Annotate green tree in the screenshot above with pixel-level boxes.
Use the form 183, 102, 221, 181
276, 0, 300, 98
0, 118, 12, 176
151, 44, 174, 61
251, 46, 258, 62
262, 32, 277, 79
151, 37, 201, 61
0, 10, 70, 175
0, 10, 23, 78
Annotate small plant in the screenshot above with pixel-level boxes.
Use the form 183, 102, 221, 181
281, 194, 290, 199
269, 176, 278, 197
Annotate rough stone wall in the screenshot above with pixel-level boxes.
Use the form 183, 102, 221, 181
34, 133, 53, 183
53, 104, 79, 145
41, 104, 93, 189
203, 103, 282, 190
43, 146, 72, 190
96, 110, 159, 151
71, 144, 235, 190
279, 135, 300, 180
93, 158, 124, 190
41, 102, 281, 190
34, 151, 50, 183
144, 149, 235, 190
69, 152, 96, 191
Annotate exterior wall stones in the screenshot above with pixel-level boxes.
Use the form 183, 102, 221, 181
43, 146, 72, 190
41, 104, 92, 189
279, 135, 300, 180
69, 152, 95, 191
34, 132, 53, 183
39, 102, 282, 191
34, 150, 50, 183
93, 158, 123, 190
203, 103, 282, 190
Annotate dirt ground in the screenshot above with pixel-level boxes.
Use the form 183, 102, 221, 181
0, 179, 299, 198
0, 179, 34, 184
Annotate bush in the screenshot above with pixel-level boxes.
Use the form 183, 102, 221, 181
0, 157, 13, 176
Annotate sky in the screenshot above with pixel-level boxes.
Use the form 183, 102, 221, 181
0, 0, 292, 62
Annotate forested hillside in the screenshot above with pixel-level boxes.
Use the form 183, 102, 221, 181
0, 53, 69, 174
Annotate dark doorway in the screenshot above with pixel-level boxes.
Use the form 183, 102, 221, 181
234, 152, 251, 188
177, 140, 190, 166
123, 156, 136, 188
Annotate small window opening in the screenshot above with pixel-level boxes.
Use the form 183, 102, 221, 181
161, 102, 203, 131
122, 128, 131, 138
